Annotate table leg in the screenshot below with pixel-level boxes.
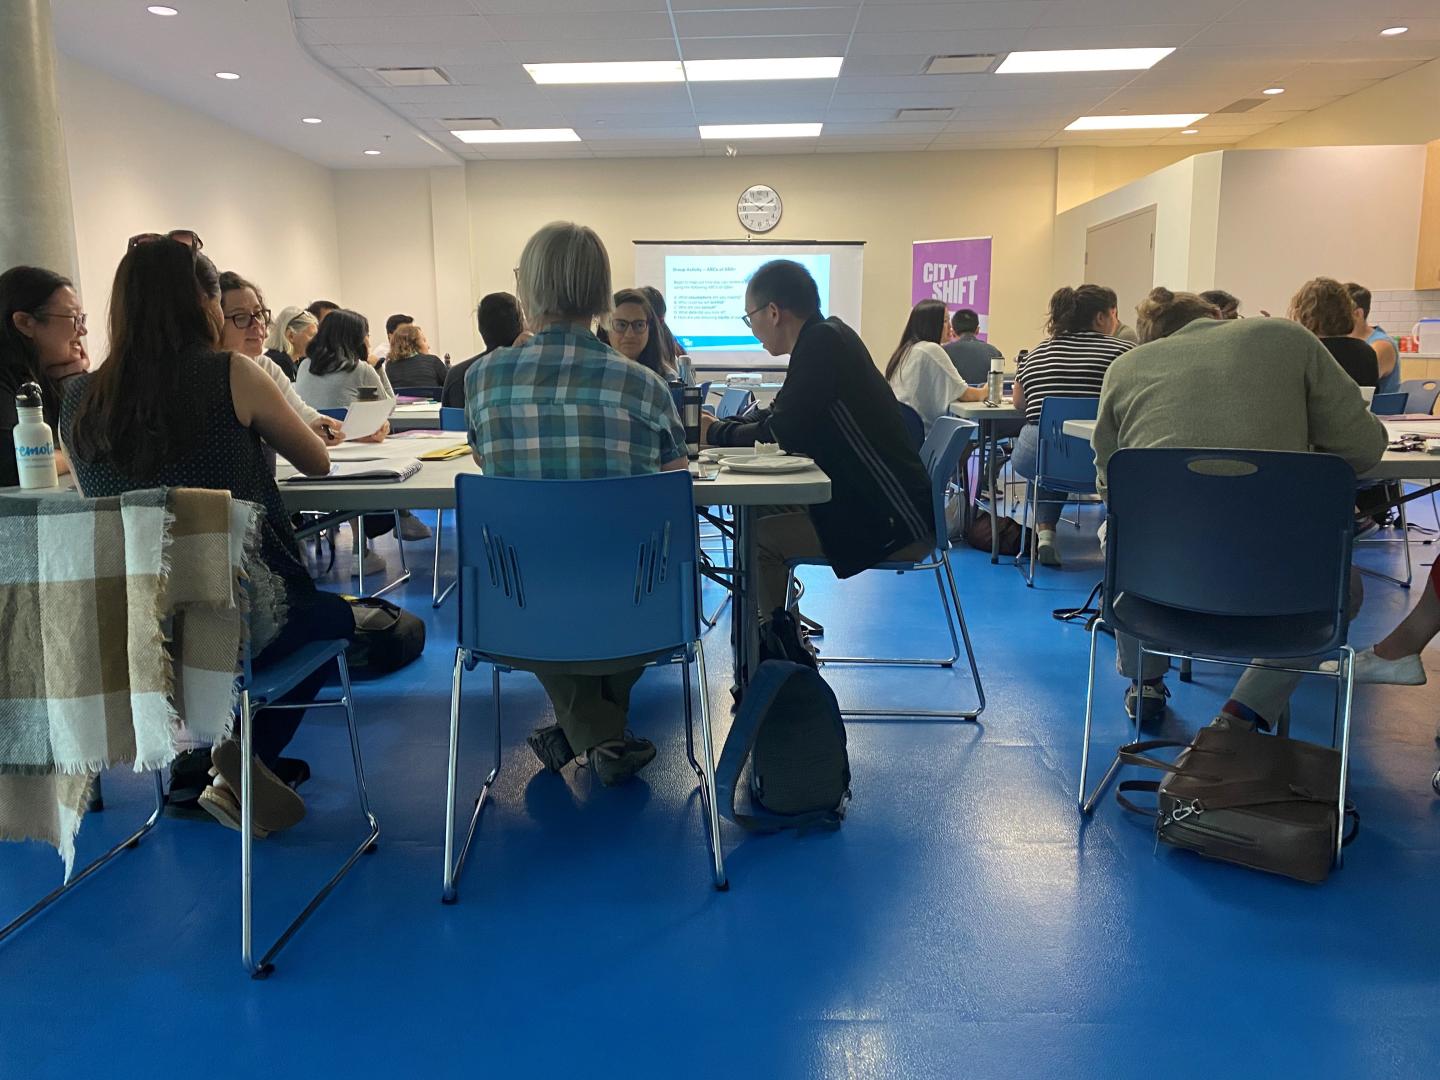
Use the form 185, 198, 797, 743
987, 419, 1000, 564
732, 505, 759, 693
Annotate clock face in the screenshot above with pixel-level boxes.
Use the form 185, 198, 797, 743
738, 185, 782, 234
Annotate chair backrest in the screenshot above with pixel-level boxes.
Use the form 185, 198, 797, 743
716, 386, 756, 419
896, 402, 925, 452
917, 416, 976, 550
1035, 396, 1100, 493
1104, 448, 1355, 643
454, 471, 699, 662
1397, 379, 1440, 415
318, 407, 345, 421
395, 385, 444, 400
439, 406, 466, 432
1371, 392, 1407, 416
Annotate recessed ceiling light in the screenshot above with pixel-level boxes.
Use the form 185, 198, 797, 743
301, 117, 322, 124
1380, 26, 1409, 36
450, 128, 581, 144
1065, 113, 1207, 131
1263, 87, 1285, 95
146, 5, 178, 15
995, 47, 1175, 74
684, 57, 843, 82
524, 61, 682, 85
363, 149, 382, 156
215, 71, 240, 80
699, 123, 823, 140
1181, 129, 1199, 135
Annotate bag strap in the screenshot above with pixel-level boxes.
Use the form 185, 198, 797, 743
1116, 779, 1160, 818
1115, 739, 1224, 781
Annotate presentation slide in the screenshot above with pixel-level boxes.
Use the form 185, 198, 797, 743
633, 242, 864, 369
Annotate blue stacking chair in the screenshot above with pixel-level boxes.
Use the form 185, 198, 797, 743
1397, 378, 1440, 415
1370, 392, 1407, 416
715, 386, 756, 419
427, 406, 469, 608
441, 471, 726, 902
1019, 396, 1100, 586
393, 384, 444, 401
1356, 394, 1416, 588
1078, 448, 1359, 866
896, 402, 925, 452
783, 417, 985, 720
315, 407, 411, 597
237, 630, 378, 978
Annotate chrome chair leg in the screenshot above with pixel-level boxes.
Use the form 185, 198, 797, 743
691, 640, 728, 889
441, 652, 502, 904
241, 653, 381, 979
1335, 645, 1355, 867
0, 771, 165, 945
1078, 617, 1127, 814
431, 509, 457, 608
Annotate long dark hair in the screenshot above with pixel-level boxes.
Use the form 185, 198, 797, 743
69, 240, 220, 478
605, 288, 671, 378
884, 299, 948, 381
1046, 284, 1117, 336
304, 308, 369, 376
0, 265, 73, 388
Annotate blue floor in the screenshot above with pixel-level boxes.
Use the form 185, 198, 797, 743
4, 506, 1439, 1079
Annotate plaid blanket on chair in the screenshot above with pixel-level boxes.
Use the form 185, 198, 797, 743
0, 487, 263, 875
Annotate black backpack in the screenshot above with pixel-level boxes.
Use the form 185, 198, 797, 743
716, 659, 851, 833
343, 596, 426, 678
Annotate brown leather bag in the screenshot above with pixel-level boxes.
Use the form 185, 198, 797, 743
964, 510, 1022, 556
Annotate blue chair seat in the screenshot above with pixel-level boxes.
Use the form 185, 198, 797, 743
246, 639, 348, 706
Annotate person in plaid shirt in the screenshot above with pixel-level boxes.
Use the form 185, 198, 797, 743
464, 221, 687, 786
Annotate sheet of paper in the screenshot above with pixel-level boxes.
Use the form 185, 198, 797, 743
339, 397, 395, 440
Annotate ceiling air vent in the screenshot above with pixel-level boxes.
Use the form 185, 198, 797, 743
374, 67, 452, 87
897, 107, 955, 122
1214, 97, 1268, 114
924, 54, 999, 75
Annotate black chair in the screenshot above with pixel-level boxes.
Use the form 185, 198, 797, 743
896, 402, 925, 451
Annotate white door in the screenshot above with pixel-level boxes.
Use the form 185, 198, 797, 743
1085, 206, 1157, 329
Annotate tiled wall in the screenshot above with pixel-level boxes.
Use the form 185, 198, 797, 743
1370, 288, 1440, 340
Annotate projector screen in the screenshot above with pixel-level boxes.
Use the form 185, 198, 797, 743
633, 241, 865, 369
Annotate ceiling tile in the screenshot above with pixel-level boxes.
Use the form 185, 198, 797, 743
847, 29, 1022, 56
856, 2, 1049, 33
679, 35, 853, 61
295, 15, 497, 46
676, 7, 860, 38
293, 0, 476, 14
504, 39, 681, 63
482, 11, 676, 41
1036, 0, 1237, 26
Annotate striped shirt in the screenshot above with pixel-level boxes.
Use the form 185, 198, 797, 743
464, 325, 685, 479
1016, 331, 1134, 425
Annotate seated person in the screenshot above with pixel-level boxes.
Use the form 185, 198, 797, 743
639, 285, 685, 375
378, 312, 412, 361
702, 259, 934, 619
1012, 284, 1134, 567
1348, 282, 1400, 397
601, 288, 675, 380
384, 324, 448, 390
263, 305, 318, 381
885, 298, 984, 436
1199, 289, 1242, 320
441, 292, 525, 409
1093, 286, 1387, 727
60, 238, 343, 835
465, 221, 687, 787
294, 308, 394, 440
1291, 277, 1378, 387
942, 307, 1002, 385
0, 265, 90, 485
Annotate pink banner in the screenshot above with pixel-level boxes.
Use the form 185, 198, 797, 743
911, 237, 993, 340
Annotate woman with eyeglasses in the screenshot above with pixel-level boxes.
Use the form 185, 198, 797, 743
0, 265, 90, 487
600, 288, 674, 380
264, 305, 319, 379
60, 239, 345, 835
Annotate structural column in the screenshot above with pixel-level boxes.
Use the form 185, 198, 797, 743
0, 0, 78, 278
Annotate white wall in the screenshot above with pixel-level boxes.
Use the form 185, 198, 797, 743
1212, 146, 1426, 317
57, 57, 342, 358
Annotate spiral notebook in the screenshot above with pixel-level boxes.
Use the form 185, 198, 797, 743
282, 458, 423, 483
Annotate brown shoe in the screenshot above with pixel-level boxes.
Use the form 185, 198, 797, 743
198, 779, 271, 839
211, 740, 307, 833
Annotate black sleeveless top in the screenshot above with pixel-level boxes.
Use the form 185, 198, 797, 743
60, 349, 314, 599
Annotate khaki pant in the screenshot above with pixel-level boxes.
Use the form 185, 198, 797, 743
755, 510, 934, 617
499, 656, 652, 754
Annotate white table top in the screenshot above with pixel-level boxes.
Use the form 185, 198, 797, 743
275, 434, 832, 512
1061, 417, 1440, 483
950, 400, 1023, 421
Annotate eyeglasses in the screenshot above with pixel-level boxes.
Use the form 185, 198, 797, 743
33, 310, 87, 333
127, 229, 204, 252
611, 318, 650, 335
740, 303, 771, 329
225, 308, 271, 329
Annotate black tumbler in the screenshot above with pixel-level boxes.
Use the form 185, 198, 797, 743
682, 384, 703, 459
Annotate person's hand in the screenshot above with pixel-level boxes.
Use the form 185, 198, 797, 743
311, 417, 346, 446
356, 420, 391, 444
514, 330, 535, 347
698, 412, 717, 446
44, 344, 90, 381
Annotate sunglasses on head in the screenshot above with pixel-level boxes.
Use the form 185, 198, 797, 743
127, 229, 204, 252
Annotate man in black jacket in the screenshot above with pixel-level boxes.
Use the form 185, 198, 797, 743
441, 291, 526, 408
703, 260, 934, 617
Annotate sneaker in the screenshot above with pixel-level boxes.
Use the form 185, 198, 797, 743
361, 547, 386, 577
1208, 712, 1257, 733
210, 739, 307, 833
198, 777, 271, 839
1125, 680, 1170, 724
1351, 646, 1426, 686
589, 734, 657, 787
527, 724, 576, 772
1036, 530, 1061, 567
397, 511, 432, 541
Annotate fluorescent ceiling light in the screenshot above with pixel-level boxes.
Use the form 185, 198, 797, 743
215, 71, 240, 80
1181, 128, 1199, 135
685, 57, 843, 82
146, 5, 178, 15
699, 123, 823, 140
1066, 113, 1207, 130
1381, 26, 1409, 36
363, 150, 381, 156
524, 61, 682, 85
301, 117, 322, 124
1263, 87, 1285, 95
996, 47, 1174, 74
451, 128, 581, 144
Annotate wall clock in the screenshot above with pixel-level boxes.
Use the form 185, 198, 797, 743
737, 184, 782, 234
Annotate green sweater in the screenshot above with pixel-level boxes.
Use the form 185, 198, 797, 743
1093, 317, 1388, 499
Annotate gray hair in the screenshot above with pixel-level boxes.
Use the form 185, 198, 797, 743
265, 305, 318, 357
515, 221, 612, 323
